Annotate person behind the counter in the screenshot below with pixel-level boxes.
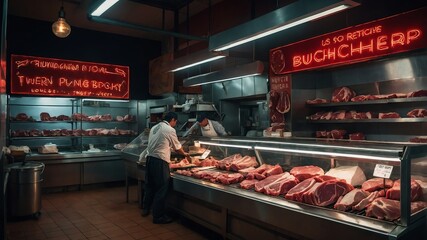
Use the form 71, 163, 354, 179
142, 111, 190, 224
196, 113, 228, 137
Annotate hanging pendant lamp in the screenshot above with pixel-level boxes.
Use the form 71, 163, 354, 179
52, 1, 71, 38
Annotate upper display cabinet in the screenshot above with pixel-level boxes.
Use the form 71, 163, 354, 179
7, 96, 138, 154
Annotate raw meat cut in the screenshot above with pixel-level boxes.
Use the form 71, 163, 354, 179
407, 109, 427, 118
302, 179, 354, 206
285, 178, 317, 201
308, 112, 325, 121
361, 178, 394, 192
349, 132, 365, 140
276, 91, 290, 114
409, 136, 427, 143
16, 113, 29, 121
407, 90, 427, 98
331, 110, 346, 120
216, 173, 244, 185
229, 156, 259, 172
386, 179, 423, 201
330, 129, 347, 139
290, 165, 324, 181
379, 112, 401, 119
57, 115, 70, 121
331, 87, 356, 103
255, 172, 299, 196
366, 198, 427, 221
325, 166, 366, 186
352, 190, 382, 211
334, 188, 370, 211
306, 98, 328, 104
351, 95, 371, 102
316, 130, 329, 138
320, 112, 333, 120
240, 179, 259, 190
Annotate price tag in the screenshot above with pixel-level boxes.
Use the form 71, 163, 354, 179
199, 150, 211, 160
373, 164, 393, 178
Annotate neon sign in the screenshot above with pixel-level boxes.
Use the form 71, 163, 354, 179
11, 55, 129, 99
270, 7, 427, 75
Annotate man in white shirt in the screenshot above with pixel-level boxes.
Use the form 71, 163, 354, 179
142, 112, 190, 224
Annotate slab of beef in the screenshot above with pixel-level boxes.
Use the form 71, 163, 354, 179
409, 136, 427, 143
15, 113, 29, 121
407, 108, 427, 118
351, 111, 375, 119
264, 174, 299, 196
290, 165, 324, 182
379, 112, 401, 119
40, 112, 51, 121
264, 164, 284, 177
361, 178, 394, 192
316, 130, 330, 138
245, 164, 272, 180
331, 110, 346, 120
306, 98, 328, 104
407, 89, 427, 98
216, 154, 242, 170
334, 188, 370, 211
325, 166, 366, 186
276, 91, 290, 114
330, 129, 347, 139
254, 172, 299, 196
349, 132, 365, 140
269, 90, 280, 110
331, 87, 356, 103
100, 114, 112, 121
72, 113, 89, 121
351, 95, 371, 102
386, 179, 423, 201
366, 198, 427, 221
303, 179, 354, 206
320, 112, 333, 120
229, 156, 259, 172
175, 169, 193, 177
29, 129, 41, 137
308, 112, 325, 121
352, 190, 383, 211
285, 176, 336, 202
238, 167, 256, 177
240, 179, 259, 190
216, 173, 244, 185
57, 114, 70, 121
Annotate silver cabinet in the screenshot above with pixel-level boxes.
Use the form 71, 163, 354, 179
171, 137, 427, 240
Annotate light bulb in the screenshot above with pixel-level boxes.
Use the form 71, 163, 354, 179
52, 17, 71, 38
52, 6, 71, 38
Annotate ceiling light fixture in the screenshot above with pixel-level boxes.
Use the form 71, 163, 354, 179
167, 49, 228, 72
209, 0, 359, 51
52, 1, 71, 38
183, 61, 264, 87
90, 0, 120, 17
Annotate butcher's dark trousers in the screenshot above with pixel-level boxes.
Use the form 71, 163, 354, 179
142, 156, 171, 219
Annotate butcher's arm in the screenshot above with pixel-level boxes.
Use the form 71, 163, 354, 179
212, 121, 228, 136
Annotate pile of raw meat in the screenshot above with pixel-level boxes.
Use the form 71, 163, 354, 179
174, 160, 427, 222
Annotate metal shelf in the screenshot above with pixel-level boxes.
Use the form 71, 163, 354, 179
306, 96, 427, 107
306, 118, 427, 123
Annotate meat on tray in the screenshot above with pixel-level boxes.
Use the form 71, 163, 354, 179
290, 165, 324, 182
331, 86, 356, 103
407, 108, 427, 118
216, 154, 258, 172
334, 188, 370, 211
254, 172, 299, 196
407, 89, 427, 98
361, 178, 394, 192
379, 112, 401, 119
386, 179, 423, 201
303, 179, 354, 207
244, 164, 283, 180
306, 98, 328, 104
366, 198, 427, 221
216, 173, 244, 185
240, 179, 259, 190
352, 190, 384, 211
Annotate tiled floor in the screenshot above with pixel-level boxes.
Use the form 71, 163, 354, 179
6, 185, 220, 240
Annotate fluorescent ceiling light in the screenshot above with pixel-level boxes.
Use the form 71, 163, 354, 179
183, 61, 264, 87
91, 0, 120, 17
167, 49, 228, 72
209, 0, 359, 51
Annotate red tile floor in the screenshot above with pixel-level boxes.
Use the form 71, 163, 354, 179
6, 185, 220, 240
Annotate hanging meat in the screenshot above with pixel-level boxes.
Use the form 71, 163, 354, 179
276, 91, 290, 114
331, 86, 356, 102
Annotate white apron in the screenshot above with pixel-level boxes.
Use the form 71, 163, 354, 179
201, 120, 218, 137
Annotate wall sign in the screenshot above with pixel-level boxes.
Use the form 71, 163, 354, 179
11, 55, 129, 99
270, 7, 427, 74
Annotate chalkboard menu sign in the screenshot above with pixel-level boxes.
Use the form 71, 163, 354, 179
11, 55, 129, 99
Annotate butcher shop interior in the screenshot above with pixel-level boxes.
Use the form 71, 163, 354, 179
1, 0, 427, 239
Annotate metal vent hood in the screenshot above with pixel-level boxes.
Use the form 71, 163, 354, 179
183, 61, 264, 87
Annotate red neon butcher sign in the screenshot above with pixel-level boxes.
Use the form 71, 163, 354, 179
270, 7, 427, 74
11, 55, 129, 99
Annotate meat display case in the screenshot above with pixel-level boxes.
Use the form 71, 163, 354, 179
7, 96, 138, 187
169, 137, 427, 240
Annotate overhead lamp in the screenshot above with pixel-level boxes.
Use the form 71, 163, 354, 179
90, 0, 120, 17
209, 0, 360, 51
183, 61, 264, 87
52, 1, 71, 38
167, 49, 228, 72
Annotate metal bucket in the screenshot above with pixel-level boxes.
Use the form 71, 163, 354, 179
7, 161, 44, 218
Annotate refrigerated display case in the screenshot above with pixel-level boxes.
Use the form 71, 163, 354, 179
7, 96, 139, 187
168, 137, 427, 240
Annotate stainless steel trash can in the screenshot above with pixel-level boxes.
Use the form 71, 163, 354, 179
7, 161, 44, 218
